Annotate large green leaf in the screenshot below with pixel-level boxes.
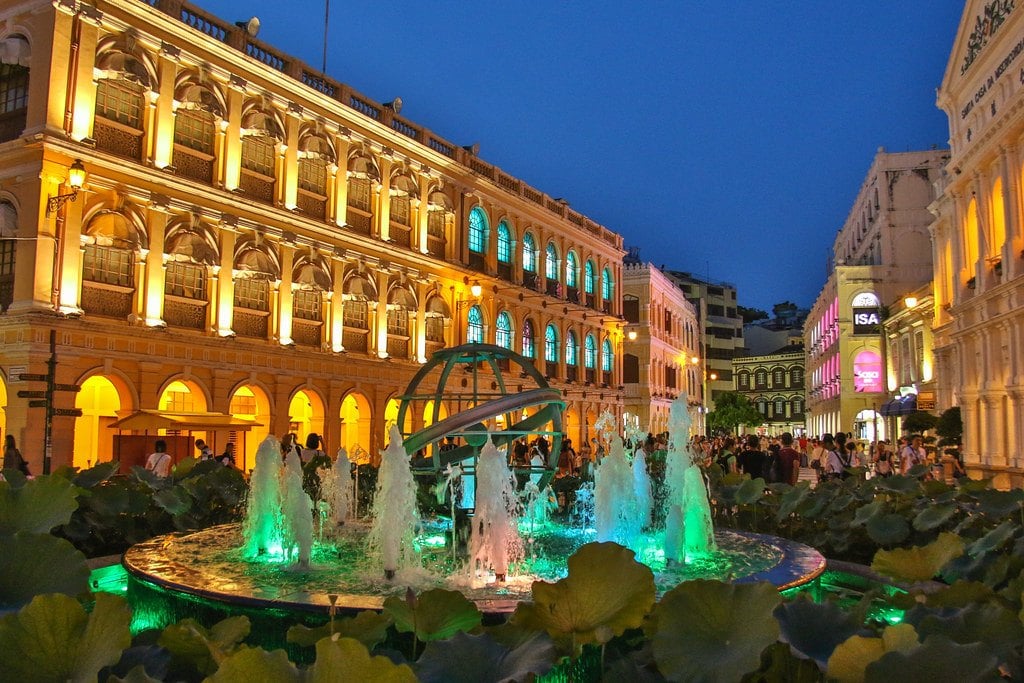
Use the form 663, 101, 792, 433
913, 502, 957, 531
827, 623, 918, 683
73, 461, 119, 489
735, 477, 766, 505
205, 647, 302, 683
865, 513, 910, 546
864, 634, 1000, 682
774, 596, 866, 668
851, 501, 884, 527
872, 532, 964, 582
310, 635, 417, 683
0, 532, 90, 607
158, 616, 250, 676
415, 631, 556, 683
914, 602, 1024, 657
971, 489, 1024, 519
0, 474, 80, 534
512, 542, 655, 653
0, 592, 131, 682
383, 588, 481, 643
153, 486, 192, 516
966, 520, 1018, 556
872, 475, 921, 494
776, 482, 813, 519
652, 580, 780, 683
287, 610, 392, 649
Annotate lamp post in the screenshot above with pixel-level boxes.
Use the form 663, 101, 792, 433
454, 278, 481, 344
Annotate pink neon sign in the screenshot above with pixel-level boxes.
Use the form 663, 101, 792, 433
853, 350, 882, 392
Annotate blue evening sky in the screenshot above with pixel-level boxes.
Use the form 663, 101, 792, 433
191, 1, 963, 312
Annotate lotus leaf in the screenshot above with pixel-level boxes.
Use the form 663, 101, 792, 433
921, 479, 952, 497
827, 623, 918, 683
0, 473, 80, 534
383, 588, 481, 643
912, 502, 957, 531
914, 602, 1023, 657
864, 634, 1000, 682
971, 489, 1024, 519
415, 630, 556, 683
153, 486, 192, 516
776, 482, 813, 519
735, 477, 766, 505
0, 532, 90, 607
851, 501, 884, 528
755, 642, 822, 683
512, 542, 655, 653
872, 475, 921, 494
0, 592, 131, 683
865, 513, 910, 546
872, 532, 964, 582
923, 581, 995, 608
967, 520, 1018, 556
287, 610, 392, 649
956, 477, 992, 493
205, 647, 302, 682
310, 635, 417, 683
73, 461, 119, 489
104, 645, 171, 682
775, 595, 867, 668
652, 579, 780, 683
158, 616, 251, 675
82, 482, 132, 518
108, 664, 164, 683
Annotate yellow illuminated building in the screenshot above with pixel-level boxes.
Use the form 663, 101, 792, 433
932, 0, 1024, 486
0, 0, 625, 472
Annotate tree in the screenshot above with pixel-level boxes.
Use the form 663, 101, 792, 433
772, 301, 799, 320
737, 306, 768, 324
902, 410, 937, 435
707, 392, 763, 435
935, 407, 963, 456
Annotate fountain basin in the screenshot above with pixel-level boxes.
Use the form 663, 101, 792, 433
123, 522, 825, 623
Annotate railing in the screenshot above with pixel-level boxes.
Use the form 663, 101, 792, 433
81, 284, 133, 319
566, 365, 578, 382
426, 235, 445, 258
390, 224, 412, 249
346, 206, 372, 234
239, 170, 274, 204
468, 251, 486, 271
233, 309, 268, 339
296, 190, 327, 220
387, 336, 408, 359
94, 120, 143, 161
293, 319, 322, 347
497, 262, 513, 281
164, 298, 206, 330
173, 146, 214, 184
343, 328, 368, 352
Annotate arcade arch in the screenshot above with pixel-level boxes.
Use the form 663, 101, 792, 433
339, 392, 372, 462
288, 389, 325, 449
229, 384, 271, 471
72, 375, 121, 470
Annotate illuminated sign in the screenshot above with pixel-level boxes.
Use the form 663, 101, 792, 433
853, 350, 883, 393
852, 291, 881, 335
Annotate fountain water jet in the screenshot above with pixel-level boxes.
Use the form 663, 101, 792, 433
242, 435, 285, 559
470, 437, 521, 582
663, 395, 716, 564
318, 447, 353, 535
367, 425, 420, 579
595, 437, 645, 552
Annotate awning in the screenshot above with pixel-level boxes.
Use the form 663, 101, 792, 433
879, 394, 917, 417
108, 410, 263, 432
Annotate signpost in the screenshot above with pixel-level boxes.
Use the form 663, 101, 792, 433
20, 330, 82, 474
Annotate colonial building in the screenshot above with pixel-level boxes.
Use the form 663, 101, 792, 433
733, 340, 806, 436
805, 148, 948, 441
662, 270, 743, 421
621, 257, 702, 436
0, 0, 625, 473
879, 282, 936, 435
932, 0, 1024, 486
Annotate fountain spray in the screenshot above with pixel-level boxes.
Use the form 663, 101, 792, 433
367, 426, 420, 580
663, 395, 716, 564
242, 435, 285, 559
470, 436, 521, 582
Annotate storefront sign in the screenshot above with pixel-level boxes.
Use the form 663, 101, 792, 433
853, 350, 883, 393
851, 292, 881, 335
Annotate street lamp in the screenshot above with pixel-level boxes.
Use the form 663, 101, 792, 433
46, 160, 86, 216
627, 329, 637, 341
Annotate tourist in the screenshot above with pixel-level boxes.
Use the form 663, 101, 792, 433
3, 434, 29, 476
216, 442, 236, 468
300, 433, 326, 465
900, 435, 927, 475
145, 439, 172, 477
280, 433, 300, 461
872, 441, 893, 477
558, 438, 577, 476
194, 438, 214, 461
716, 437, 737, 474
777, 432, 802, 485
737, 434, 766, 479
512, 438, 530, 468
820, 434, 848, 480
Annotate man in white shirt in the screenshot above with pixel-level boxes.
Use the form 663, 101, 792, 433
900, 435, 927, 474
145, 440, 172, 478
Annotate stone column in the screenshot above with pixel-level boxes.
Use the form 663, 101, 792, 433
215, 220, 237, 336
222, 78, 244, 191
282, 107, 300, 209
69, 11, 100, 142
277, 238, 295, 345
152, 47, 178, 169
331, 132, 351, 227
376, 153, 393, 242
329, 250, 347, 353
374, 268, 389, 358
143, 201, 169, 326
57, 186, 86, 315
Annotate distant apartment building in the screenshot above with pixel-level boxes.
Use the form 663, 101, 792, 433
805, 148, 949, 441
621, 257, 702, 435
662, 271, 744, 420
931, 0, 1024, 486
733, 340, 806, 436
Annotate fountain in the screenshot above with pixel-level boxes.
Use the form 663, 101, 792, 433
121, 345, 825, 635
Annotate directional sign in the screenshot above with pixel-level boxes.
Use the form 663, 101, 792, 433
28, 399, 48, 408
16, 373, 47, 382
17, 390, 46, 399
53, 384, 81, 393
52, 408, 83, 418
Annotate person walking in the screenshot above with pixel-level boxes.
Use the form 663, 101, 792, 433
737, 434, 767, 479
194, 438, 214, 461
777, 432, 802, 485
3, 434, 29, 476
145, 439, 172, 478
872, 441, 893, 477
820, 434, 847, 480
900, 435, 927, 475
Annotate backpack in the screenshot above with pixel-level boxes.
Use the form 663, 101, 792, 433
763, 451, 781, 483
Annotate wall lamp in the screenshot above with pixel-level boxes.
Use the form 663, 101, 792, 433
456, 277, 482, 310
46, 160, 86, 216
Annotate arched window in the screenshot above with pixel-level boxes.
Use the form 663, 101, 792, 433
346, 154, 378, 235
601, 339, 613, 372
468, 207, 488, 254
497, 221, 512, 263
545, 242, 559, 281
964, 197, 979, 281
774, 398, 785, 416
989, 176, 1006, 260
789, 367, 803, 386
584, 334, 597, 368
565, 251, 578, 289
545, 324, 559, 363
173, 80, 223, 183
495, 311, 513, 349
522, 232, 537, 272
755, 369, 767, 389
0, 200, 17, 312
792, 397, 804, 415
772, 368, 784, 387
738, 371, 750, 389
521, 319, 536, 358
466, 304, 484, 343
565, 330, 578, 366
0, 37, 30, 143
584, 260, 595, 294
601, 267, 614, 300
